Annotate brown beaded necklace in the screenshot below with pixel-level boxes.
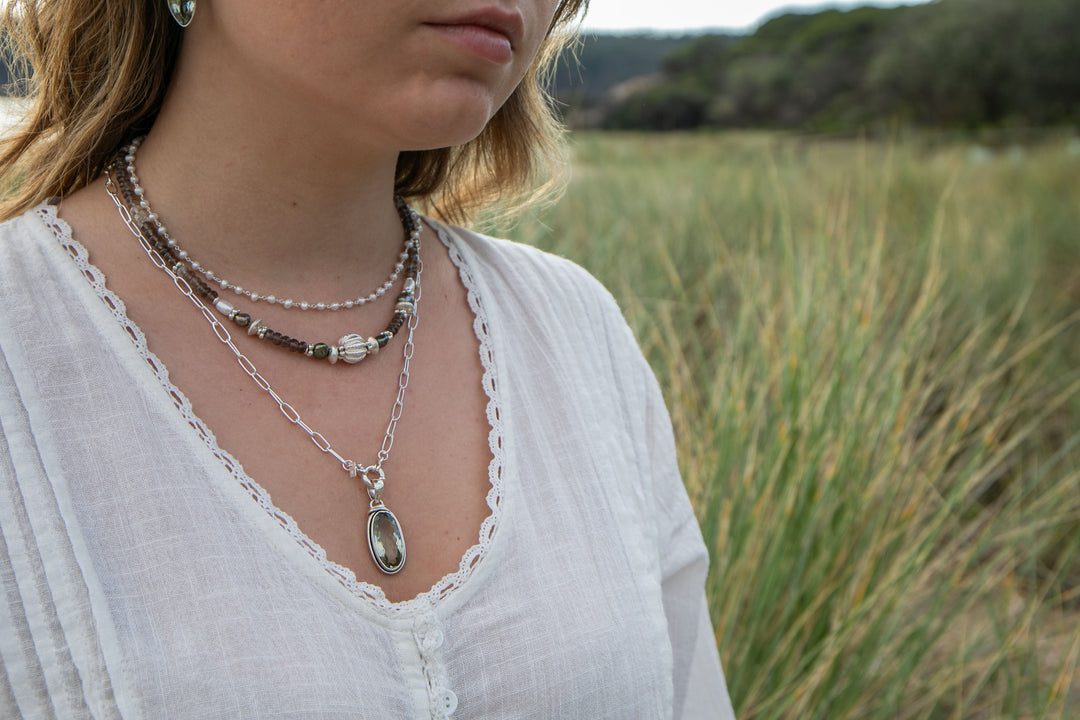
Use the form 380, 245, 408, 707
103, 162, 419, 575
107, 142, 420, 366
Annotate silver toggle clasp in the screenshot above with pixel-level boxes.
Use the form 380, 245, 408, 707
345, 461, 386, 503
358, 465, 386, 504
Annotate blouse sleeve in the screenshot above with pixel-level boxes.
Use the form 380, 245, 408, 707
588, 271, 735, 719
640, 352, 737, 720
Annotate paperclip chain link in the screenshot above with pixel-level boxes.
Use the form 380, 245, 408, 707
104, 168, 421, 483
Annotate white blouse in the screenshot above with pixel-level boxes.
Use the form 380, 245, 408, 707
0, 203, 734, 719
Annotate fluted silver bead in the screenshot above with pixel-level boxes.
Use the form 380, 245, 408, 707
337, 334, 369, 364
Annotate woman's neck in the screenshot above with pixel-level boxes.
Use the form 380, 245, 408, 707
130, 110, 408, 305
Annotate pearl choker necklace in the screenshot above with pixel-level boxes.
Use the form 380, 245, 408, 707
120, 135, 410, 311
111, 140, 421, 366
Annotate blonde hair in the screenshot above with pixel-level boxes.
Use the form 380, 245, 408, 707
0, 0, 587, 224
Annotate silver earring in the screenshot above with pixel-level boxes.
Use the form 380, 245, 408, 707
167, 0, 195, 28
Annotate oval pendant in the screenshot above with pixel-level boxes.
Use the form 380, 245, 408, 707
367, 507, 406, 574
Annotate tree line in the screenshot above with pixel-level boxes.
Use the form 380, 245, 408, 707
556, 0, 1080, 132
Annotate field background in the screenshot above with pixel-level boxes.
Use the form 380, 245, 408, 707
503, 131, 1080, 719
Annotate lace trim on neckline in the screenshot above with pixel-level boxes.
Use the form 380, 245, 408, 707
37, 202, 505, 617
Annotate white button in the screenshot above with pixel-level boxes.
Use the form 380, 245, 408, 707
413, 613, 436, 633
422, 626, 445, 652
436, 688, 458, 716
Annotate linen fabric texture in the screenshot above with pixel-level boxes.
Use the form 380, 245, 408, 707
0, 203, 735, 719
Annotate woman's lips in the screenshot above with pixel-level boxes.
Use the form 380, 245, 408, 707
425, 22, 514, 64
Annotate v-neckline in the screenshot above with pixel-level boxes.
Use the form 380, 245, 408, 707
39, 201, 510, 620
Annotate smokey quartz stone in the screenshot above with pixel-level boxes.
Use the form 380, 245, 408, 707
368, 508, 406, 574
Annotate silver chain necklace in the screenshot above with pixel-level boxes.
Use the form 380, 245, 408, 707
120, 136, 410, 311
105, 167, 418, 575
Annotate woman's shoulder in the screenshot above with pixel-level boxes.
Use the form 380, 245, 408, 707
0, 201, 70, 288
431, 218, 652, 396
429, 218, 621, 320
0, 200, 55, 238
0, 200, 71, 265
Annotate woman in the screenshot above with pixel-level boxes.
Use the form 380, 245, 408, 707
0, 1, 734, 717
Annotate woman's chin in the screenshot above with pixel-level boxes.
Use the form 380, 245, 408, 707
396, 114, 499, 153
395, 80, 509, 149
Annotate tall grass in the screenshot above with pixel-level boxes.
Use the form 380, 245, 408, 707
504, 132, 1080, 719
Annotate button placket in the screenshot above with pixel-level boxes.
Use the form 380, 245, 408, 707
412, 612, 457, 718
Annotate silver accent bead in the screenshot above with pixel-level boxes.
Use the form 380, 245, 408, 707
247, 319, 264, 336
214, 299, 235, 316
395, 301, 414, 314
337, 334, 369, 364
328, 346, 339, 364
365, 337, 380, 355
403, 278, 416, 293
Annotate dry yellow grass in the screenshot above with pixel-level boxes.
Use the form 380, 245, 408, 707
506, 131, 1080, 719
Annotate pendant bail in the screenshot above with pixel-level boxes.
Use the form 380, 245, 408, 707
353, 464, 386, 504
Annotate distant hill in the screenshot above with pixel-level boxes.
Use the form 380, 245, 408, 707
558, 0, 1080, 132
549, 33, 724, 107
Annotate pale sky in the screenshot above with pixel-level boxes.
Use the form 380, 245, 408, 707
581, 0, 933, 33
